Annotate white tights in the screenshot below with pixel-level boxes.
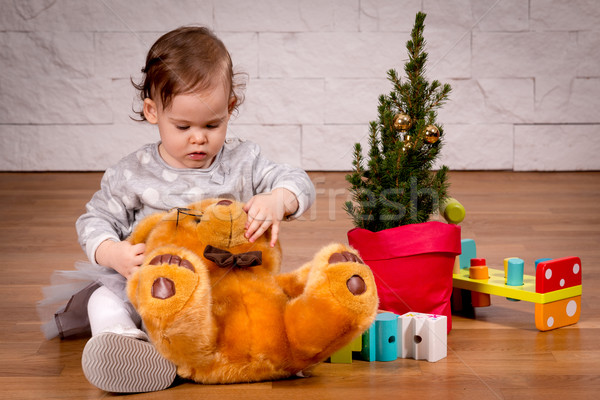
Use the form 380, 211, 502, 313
87, 285, 146, 339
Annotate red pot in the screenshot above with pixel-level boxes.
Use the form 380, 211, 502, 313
347, 221, 461, 332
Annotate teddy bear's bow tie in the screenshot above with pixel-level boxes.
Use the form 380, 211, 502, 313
203, 245, 263, 269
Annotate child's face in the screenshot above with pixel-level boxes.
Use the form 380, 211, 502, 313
144, 82, 232, 169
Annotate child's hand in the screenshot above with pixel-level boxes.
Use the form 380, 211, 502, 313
243, 188, 299, 247
95, 239, 146, 279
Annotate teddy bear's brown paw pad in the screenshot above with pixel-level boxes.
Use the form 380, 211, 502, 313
152, 277, 175, 299
328, 251, 364, 265
149, 254, 195, 272
346, 275, 367, 296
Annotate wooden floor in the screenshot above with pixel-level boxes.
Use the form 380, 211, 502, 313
1, 171, 599, 400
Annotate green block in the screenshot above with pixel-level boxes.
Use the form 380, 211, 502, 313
360, 322, 377, 362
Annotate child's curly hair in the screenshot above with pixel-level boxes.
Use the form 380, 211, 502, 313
132, 26, 246, 120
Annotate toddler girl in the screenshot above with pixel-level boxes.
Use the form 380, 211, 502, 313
70, 26, 314, 393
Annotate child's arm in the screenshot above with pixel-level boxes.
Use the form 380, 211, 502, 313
76, 163, 145, 278
243, 187, 299, 247
95, 239, 146, 279
234, 139, 316, 246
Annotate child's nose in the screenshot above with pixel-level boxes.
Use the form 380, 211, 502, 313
190, 130, 207, 144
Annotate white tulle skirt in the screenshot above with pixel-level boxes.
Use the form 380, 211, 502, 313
37, 261, 131, 339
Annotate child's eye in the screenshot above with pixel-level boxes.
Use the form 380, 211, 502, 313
206, 124, 220, 129
176, 125, 190, 131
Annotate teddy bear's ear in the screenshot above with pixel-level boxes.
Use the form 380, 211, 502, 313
128, 212, 167, 244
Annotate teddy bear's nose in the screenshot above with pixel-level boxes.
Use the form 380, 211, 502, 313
217, 199, 232, 206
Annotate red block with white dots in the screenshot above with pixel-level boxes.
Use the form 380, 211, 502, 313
535, 257, 582, 294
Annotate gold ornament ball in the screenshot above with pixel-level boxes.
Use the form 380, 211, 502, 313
393, 113, 412, 131
424, 125, 440, 144
402, 135, 413, 152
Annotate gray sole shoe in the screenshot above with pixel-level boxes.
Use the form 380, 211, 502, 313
82, 332, 177, 393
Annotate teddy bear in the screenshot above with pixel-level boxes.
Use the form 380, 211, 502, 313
126, 198, 379, 384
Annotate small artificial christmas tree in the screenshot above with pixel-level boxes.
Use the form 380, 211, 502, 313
345, 12, 452, 232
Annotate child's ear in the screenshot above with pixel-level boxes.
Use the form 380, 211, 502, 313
143, 98, 159, 124
228, 96, 237, 115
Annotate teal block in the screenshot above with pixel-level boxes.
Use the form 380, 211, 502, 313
535, 258, 552, 270
506, 258, 525, 302
507, 258, 524, 286
375, 313, 398, 362
460, 239, 477, 269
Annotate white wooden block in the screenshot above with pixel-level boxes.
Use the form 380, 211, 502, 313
399, 312, 447, 362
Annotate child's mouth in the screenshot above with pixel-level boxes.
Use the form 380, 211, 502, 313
188, 152, 206, 161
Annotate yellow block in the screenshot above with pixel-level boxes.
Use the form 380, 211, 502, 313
535, 296, 581, 331
329, 335, 363, 363
441, 198, 465, 224
453, 267, 581, 304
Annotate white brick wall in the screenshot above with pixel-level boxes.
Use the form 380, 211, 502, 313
1, 0, 598, 171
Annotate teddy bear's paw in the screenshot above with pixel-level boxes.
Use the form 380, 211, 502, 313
148, 254, 195, 300
327, 251, 368, 296
129, 247, 210, 321
284, 245, 378, 364
308, 244, 379, 316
